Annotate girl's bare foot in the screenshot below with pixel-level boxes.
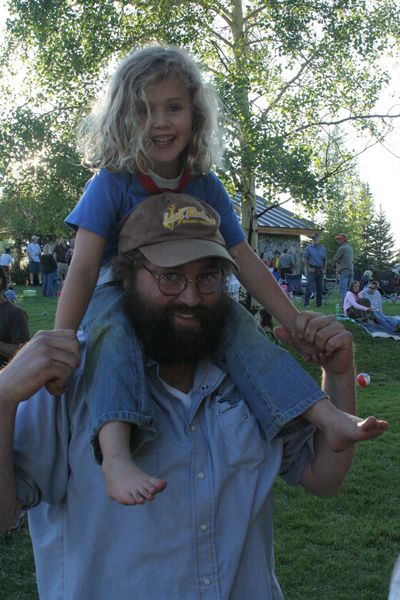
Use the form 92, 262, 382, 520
305, 399, 388, 452
320, 410, 388, 452
101, 456, 167, 505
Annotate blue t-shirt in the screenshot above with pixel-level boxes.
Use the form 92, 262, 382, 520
66, 170, 245, 264
303, 243, 327, 268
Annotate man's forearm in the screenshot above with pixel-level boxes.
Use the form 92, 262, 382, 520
305, 365, 356, 496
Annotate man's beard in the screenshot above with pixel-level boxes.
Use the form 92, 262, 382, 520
122, 285, 230, 365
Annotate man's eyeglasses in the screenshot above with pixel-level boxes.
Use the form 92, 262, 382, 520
142, 265, 225, 296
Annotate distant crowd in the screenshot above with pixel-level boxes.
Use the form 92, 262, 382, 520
0, 235, 75, 299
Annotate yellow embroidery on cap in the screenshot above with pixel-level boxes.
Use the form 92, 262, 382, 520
163, 204, 216, 230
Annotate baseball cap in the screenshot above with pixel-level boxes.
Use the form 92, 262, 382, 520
118, 192, 238, 270
31, 235, 39, 240
311, 232, 320, 239
335, 233, 347, 242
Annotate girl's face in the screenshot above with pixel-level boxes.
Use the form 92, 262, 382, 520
144, 74, 193, 178
352, 282, 360, 292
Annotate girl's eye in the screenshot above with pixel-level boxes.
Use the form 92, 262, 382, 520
169, 104, 182, 112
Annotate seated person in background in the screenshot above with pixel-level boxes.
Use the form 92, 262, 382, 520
4, 283, 17, 303
0, 267, 30, 368
360, 269, 373, 289
343, 280, 374, 321
360, 280, 400, 333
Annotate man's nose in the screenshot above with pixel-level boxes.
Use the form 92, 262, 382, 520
176, 281, 201, 306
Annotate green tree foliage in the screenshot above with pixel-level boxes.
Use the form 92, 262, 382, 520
358, 204, 396, 272
314, 129, 379, 273
1, 0, 400, 245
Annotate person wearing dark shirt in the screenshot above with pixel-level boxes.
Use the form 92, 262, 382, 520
0, 267, 30, 368
41, 244, 58, 298
53, 237, 69, 280
278, 249, 295, 278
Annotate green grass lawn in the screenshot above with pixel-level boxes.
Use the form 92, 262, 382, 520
0, 287, 399, 599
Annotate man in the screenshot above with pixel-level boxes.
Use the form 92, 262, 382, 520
278, 248, 295, 278
0, 267, 30, 369
53, 237, 69, 280
360, 280, 400, 332
332, 233, 353, 302
302, 232, 327, 307
26, 235, 42, 285
0, 247, 14, 284
0, 196, 387, 600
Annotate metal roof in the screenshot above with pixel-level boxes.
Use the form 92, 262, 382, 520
233, 193, 317, 231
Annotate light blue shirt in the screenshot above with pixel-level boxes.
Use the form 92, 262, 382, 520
303, 243, 327, 269
14, 344, 315, 600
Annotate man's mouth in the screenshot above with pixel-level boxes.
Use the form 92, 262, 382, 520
173, 310, 198, 320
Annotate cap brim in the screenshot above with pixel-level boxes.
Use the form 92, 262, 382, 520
139, 239, 238, 270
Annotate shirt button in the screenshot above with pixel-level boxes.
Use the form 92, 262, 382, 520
200, 524, 208, 531
203, 578, 212, 586
198, 471, 205, 479
189, 424, 196, 432
202, 385, 208, 390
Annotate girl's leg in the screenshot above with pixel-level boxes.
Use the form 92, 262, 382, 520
83, 284, 166, 505
217, 299, 327, 439
222, 300, 388, 449
99, 422, 166, 505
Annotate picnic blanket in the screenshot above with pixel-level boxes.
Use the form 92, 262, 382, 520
338, 314, 400, 340
356, 320, 400, 340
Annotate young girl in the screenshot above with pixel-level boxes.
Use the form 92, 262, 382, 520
57, 46, 376, 505
344, 280, 374, 320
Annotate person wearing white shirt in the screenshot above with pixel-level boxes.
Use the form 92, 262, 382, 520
360, 281, 400, 332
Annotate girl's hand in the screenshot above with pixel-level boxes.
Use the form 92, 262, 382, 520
275, 312, 354, 373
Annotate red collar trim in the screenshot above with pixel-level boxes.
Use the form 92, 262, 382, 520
137, 168, 191, 194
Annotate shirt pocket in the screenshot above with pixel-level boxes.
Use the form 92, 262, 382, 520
212, 394, 266, 471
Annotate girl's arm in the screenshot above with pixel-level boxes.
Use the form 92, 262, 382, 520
231, 240, 299, 330
346, 293, 372, 312
55, 228, 106, 332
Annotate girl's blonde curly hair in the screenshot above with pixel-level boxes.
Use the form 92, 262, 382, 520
78, 45, 223, 176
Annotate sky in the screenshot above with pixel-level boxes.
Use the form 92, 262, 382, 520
357, 130, 400, 248
0, 2, 399, 248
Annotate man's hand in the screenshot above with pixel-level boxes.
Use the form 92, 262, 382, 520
274, 312, 353, 375
0, 330, 80, 405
